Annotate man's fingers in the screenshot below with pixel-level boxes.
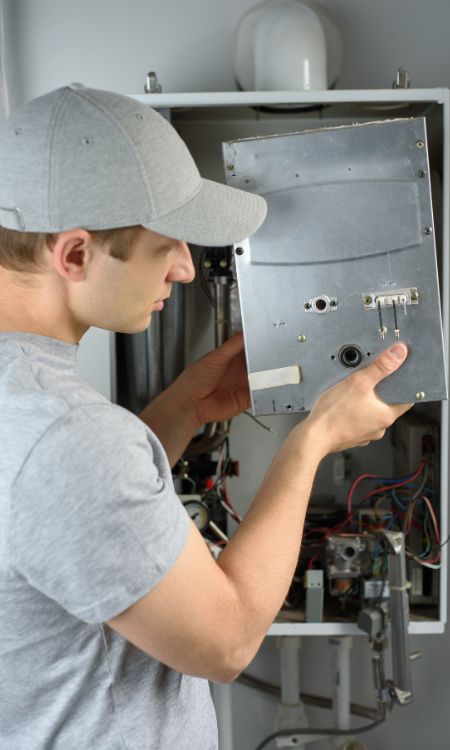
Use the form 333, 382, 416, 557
219, 331, 244, 351
208, 332, 245, 362
391, 401, 415, 419
363, 342, 409, 386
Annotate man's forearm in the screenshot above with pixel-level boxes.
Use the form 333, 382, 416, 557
139, 385, 200, 467
216, 420, 324, 661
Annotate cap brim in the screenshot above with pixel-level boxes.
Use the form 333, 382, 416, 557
142, 178, 267, 246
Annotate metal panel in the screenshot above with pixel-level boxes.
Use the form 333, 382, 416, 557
223, 118, 447, 414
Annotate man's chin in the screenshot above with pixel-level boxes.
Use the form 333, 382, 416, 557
98, 315, 153, 335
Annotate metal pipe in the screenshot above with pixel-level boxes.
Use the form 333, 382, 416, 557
185, 269, 232, 456
161, 284, 185, 390
213, 277, 230, 347
382, 530, 414, 704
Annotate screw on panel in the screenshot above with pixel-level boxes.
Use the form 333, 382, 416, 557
424, 226, 433, 235
297, 335, 306, 342
203, 260, 212, 268
418, 169, 426, 178
410, 291, 419, 301
226, 164, 235, 171
235, 247, 244, 256
416, 140, 425, 148
364, 295, 373, 305
330, 300, 337, 307
304, 302, 311, 310
416, 391, 426, 400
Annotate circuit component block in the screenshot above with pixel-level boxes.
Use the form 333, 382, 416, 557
305, 569, 324, 623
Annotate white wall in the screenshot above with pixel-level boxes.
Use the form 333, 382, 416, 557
7, 0, 450, 108
7, 1, 450, 749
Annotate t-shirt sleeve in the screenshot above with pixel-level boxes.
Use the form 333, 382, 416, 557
10, 403, 190, 624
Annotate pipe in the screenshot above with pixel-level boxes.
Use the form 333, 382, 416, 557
161, 284, 185, 389
184, 272, 232, 456
330, 637, 352, 731
211, 683, 234, 750
279, 636, 301, 706
236, 672, 378, 722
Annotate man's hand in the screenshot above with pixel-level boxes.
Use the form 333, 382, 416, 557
139, 332, 249, 465
170, 332, 250, 428
303, 342, 413, 459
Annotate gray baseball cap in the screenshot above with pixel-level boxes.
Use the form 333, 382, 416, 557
0, 83, 266, 246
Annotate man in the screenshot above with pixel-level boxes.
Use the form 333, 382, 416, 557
0, 84, 411, 750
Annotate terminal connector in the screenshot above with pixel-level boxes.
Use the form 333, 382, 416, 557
363, 287, 419, 340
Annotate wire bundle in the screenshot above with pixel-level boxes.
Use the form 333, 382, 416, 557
304, 457, 443, 572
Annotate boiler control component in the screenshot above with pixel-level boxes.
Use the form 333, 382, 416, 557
325, 534, 371, 597
182, 498, 210, 532
223, 118, 447, 414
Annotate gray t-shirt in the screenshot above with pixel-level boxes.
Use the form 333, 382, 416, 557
0, 333, 217, 750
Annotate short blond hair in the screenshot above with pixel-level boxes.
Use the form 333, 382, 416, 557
0, 225, 144, 272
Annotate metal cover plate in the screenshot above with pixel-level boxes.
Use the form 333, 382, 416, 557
223, 118, 447, 414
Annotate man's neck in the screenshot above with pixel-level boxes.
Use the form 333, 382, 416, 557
0, 269, 87, 344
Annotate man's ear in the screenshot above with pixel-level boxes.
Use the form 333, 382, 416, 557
48, 229, 93, 282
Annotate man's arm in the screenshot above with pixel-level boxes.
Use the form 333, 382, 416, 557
108, 344, 412, 682
139, 333, 250, 466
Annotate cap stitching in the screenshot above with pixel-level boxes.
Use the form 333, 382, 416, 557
65, 86, 157, 218
67, 87, 206, 221
47, 88, 72, 229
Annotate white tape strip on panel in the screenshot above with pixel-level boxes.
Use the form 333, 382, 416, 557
248, 365, 301, 391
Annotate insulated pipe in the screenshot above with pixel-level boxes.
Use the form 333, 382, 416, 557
211, 683, 233, 750
279, 636, 302, 706
329, 636, 352, 749
276, 637, 318, 747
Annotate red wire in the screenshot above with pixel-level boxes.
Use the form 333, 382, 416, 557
307, 462, 427, 569
346, 462, 426, 515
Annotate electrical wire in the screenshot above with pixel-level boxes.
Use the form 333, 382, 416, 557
201, 438, 243, 524
253, 714, 389, 750
306, 460, 437, 570
346, 463, 426, 516
243, 410, 279, 435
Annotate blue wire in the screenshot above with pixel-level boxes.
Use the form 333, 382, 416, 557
391, 489, 406, 510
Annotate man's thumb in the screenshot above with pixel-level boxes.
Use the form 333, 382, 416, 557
367, 343, 409, 384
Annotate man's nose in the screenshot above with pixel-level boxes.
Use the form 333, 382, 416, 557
168, 242, 196, 284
